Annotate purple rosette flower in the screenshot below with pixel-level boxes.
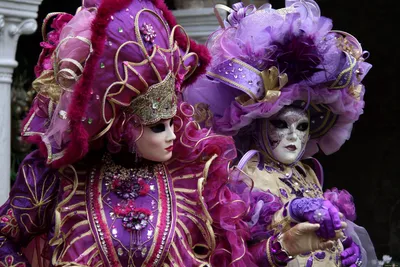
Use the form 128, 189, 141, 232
324, 187, 356, 222
247, 190, 282, 240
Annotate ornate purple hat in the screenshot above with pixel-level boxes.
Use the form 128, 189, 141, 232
185, 0, 371, 157
22, 0, 211, 167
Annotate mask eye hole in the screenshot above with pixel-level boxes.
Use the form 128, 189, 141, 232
270, 120, 287, 129
297, 122, 309, 132
150, 123, 165, 133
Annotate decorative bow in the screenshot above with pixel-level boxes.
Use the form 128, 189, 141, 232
260, 66, 288, 102
226, 2, 257, 27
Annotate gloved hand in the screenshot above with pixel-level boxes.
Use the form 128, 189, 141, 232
290, 197, 346, 239
279, 222, 345, 256
341, 237, 362, 267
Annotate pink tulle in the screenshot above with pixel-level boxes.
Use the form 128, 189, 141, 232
56, 9, 96, 89
324, 187, 356, 222
35, 13, 74, 77
163, 102, 257, 266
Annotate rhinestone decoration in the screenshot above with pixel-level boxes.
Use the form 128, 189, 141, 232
114, 200, 151, 231
112, 177, 150, 200
89, 168, 111, 258
153, 167, 172, 265
93, 154, 173, 264
140, 23, 156, 43
58, 110, 67, 120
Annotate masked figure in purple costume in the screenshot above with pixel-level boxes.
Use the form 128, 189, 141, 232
0, 0, 261, 266
185, 1, 377, 266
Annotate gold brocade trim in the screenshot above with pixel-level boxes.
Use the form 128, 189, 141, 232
172, 171, 203, 180
134, 9, 168, 82
10, 164, 58, 235
93, 167, 121, 266
266, 237, 278, 267
164, 260, 175, 267
63, 183, 85, 191
207, 71, 259, 101
50, 166, 79, 262
129, 72, 177, 125
170, 25, 199, 81
193, 103, 213, 127
91, 102, 116, 141
170, 242, 185, 266
32, 70, 62, 102
328, 52, 356, 89
202, 154, 217, 185
143, 165, 173, 265
230, 58, 259, 74
60, 231, 92, 258
60, 211, 87, 226
64, 220, 89, 239
193, 244, 212, 260
176, 195, 199, 206
176, 219, 193, 248
331, 30, 364, 60
175, 227, 210, 262
21, 110, 39, 137
177, 203, 206, 221
174, 188, 197, 194
87, 250, 100, 266
53, 263, 87, 267
12, 165, 58, 211
96, 7, 199, 130
348, 84, 362, 101
197, 178, 213, 224
53, 28, 93, 91
177, 213, 214, 253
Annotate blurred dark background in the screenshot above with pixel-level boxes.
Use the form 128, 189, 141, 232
13, 0, 398, 261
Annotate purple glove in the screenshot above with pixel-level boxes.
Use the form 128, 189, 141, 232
290, 198, 342, 239
341, 237, 362, 267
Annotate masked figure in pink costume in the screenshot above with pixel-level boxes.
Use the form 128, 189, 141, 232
185, 1, 377, 266
0, 0, 263, 266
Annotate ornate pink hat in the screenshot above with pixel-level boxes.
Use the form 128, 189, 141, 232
22, 0, 211, 167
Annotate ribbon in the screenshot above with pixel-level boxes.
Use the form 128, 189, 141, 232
260, 66, 288, 102
226, 2, 257, 27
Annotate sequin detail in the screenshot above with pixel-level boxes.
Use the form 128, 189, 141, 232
140, 23, 156, 43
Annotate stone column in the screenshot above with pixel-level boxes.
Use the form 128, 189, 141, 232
0, 0, 42, 205
242, 0, 268, 7
172, 1, 227, 44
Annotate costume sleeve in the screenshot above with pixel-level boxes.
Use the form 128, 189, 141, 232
240, 158, 295, 236
249, 239, 282, 267
0, 150, 59, 266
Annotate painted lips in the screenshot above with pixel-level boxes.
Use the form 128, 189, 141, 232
165, 145, 173, 152
285, 145, 297, 151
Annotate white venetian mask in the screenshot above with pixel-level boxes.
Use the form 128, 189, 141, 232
135, 119, 176, 162
266, 106, 310, 165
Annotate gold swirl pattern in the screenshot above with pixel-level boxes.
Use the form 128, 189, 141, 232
102, 8, 199, 126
